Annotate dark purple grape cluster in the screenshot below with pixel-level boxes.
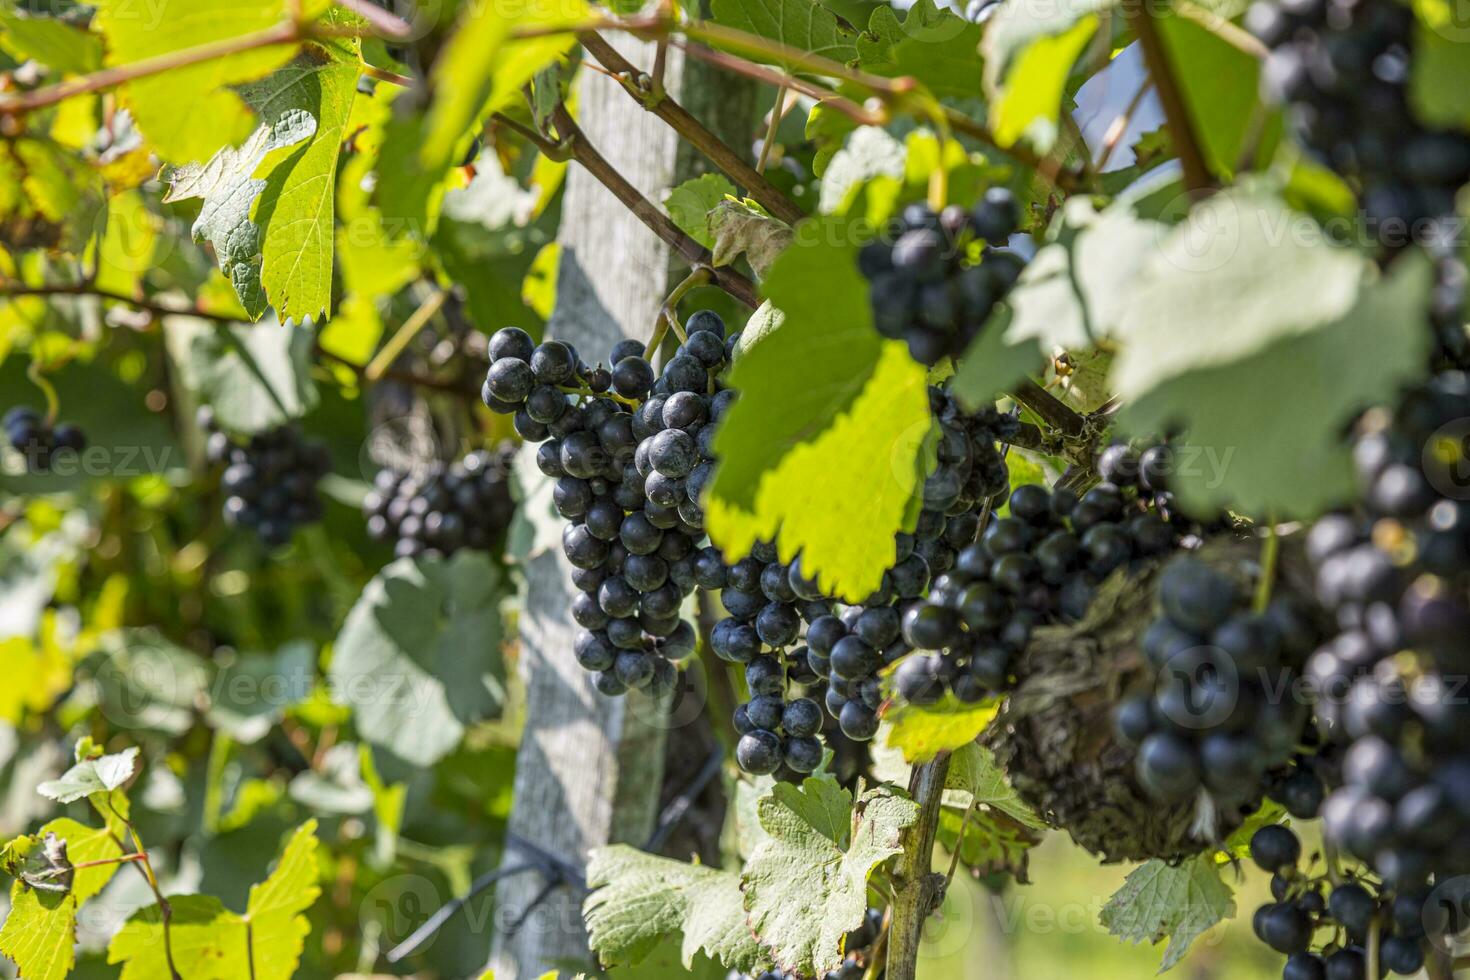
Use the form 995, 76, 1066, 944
363, 446, 516, 559
858, 190, 1027, 365
1248, 823, 1455, 980
201, 409, 331, 547
3, 406, 85, 473
1120, 557, 1321, 811
1305, 372, 1470, 892
1249, 0, 1470, 231
709, 388, 1015, 773
897, 447, 1187, 708
481, 319, 734, 699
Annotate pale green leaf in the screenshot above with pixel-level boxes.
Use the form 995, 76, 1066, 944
244, 820, 321, 980
0, 9, 102, 75
1100, 854, 1235, 972
944, 743, 1044, 829
167, 315, 319, 432
710, 0, 858, 70
328, 553, 507, 766
934, 805, 1042, 882
1114, 191, 1432, 517
584, 846, 768, 973
882, 694, 1000, 763
95, 0, 300, 163
0, 885, 75, 980
254, 37, 361, 323
37, 747, 138, 803
987, 14, 1097, 152
664, 173, 738, 249
856, 0, 985, 98
1154, 15, 1274, 179
708, 200, 793, 278
741, 779, 918, 974
1410, 12, 1470, 128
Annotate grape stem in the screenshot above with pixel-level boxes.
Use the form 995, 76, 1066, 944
886, 752, 951, 980
1366, 918, 1381, 980
1253, 518, 1279, 613
647, 267, 710, 359
25, 362, 60, 427
364, 289, 449, 382
104, 795, 182, 980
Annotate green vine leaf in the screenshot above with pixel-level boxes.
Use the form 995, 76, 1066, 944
982, 0, 1106, 151
37, 746, 137, 804
710, 0, 858, 70
706, 216, 933, 602
1114, 190, 1433, 518
0, 884, 75, 980
855, 0, 985, 98
934, 805, 1042, 882
167, 316, 319, 432
0, 8, 103, 75
328, 553, 507, 766
584, 846, 769, 973
944, 743, 1044, 829
1410, 3, 1470, 128
882, 694, 1000, 764
94, 0, 303, 164
106, 820, 320, 980
1100, 854, 1235, 972
665, 172, 738, 249
740, 777, 918, 975
709, 200, 793, 278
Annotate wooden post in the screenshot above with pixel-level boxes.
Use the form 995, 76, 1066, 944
485, 40, 756, 978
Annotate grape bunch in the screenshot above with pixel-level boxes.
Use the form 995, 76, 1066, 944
2, 407, 86, 473
201, 410, 332, 547
1305, 371, 1470, 891
363, 446, 516, 559
1248, 823, 1448, 979
1249, 0, 1470, 231
711, 388, 1016, 773
858, 191, 1028, 365
481, 320, 731, 698
898, 445, 1187, 707
1117, 557, 1321, 811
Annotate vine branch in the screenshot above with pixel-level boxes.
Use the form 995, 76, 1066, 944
577, 32, 805, 225
886, 753, 951, 980
548, 103, 760, 308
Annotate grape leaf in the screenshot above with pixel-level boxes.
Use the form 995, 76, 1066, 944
1153, 13, 1275, 179
328, 553, 507, 766
584, 846, 769, 973
91, 628, 211, 735
855, 0, 985, 98
36, 817, 124, 903
805, 96, 859, 178
206, 642, 315, 743
37, 746, 137, 803
934, 805, 1042, 882
243, 820, 322, 979
163, 105, 316, 319
253, 35, 360, 323
107, 821, 319, 980
94, 0, 302, 163
709, 200, 793, 278
0, 885, 75, 980
1113, 190, 1432, 517
375, 0, 585, 236
817, 126, 905, 215
665, 173, 738, 249
741, 778, 918, 974
706, 216, 933, 601
944, 743, 1044, 829
1099, 854, 1235, 972
951, 197, 1163, 410
881, 694, 1000, 763
0, 8, 103, 75
168, 314, 319, 432
986, 14, 1097, 152
710, 0, 858, 70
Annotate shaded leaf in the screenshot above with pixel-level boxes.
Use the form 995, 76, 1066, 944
1100, 854, 1235, 972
